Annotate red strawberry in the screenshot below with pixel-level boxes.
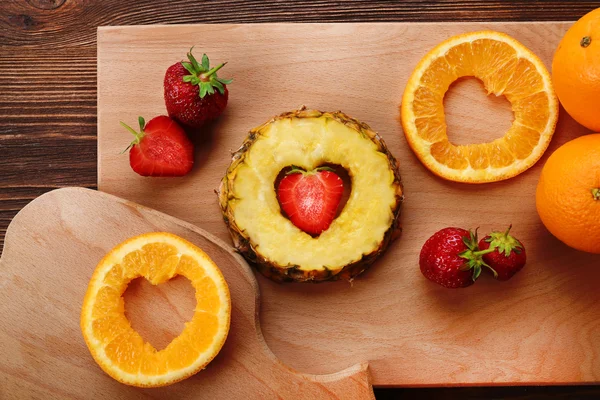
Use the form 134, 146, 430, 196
478, 225, 526, 281
277, 167, 344, 236
121, 116, 193, 177
164, 49, 232, 129
420, 228, 492, 288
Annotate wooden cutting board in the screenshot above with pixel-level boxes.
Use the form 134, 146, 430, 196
0, 187, 373, 399
98, 23, 600, 386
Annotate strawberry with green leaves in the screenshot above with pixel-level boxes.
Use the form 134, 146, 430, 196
164, 48, 232, 129
478, 225, 527, 281
420, 228, 497, 288
420, 225, 528, 288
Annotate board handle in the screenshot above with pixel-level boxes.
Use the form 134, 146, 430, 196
299, 362, 375, 399
0, 188, 376, 399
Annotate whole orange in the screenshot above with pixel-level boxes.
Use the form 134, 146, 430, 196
536, 134, 600, 254
552, 8, 600, 131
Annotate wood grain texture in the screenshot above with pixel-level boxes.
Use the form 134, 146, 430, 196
97, 22, 600, 387
0, 187, 375, 399
3, 0, 600, 397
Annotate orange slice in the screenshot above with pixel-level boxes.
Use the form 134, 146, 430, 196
401, 31, 558, 183
80, 232, 231, 387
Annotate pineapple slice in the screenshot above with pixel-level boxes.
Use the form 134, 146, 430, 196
218, 109, 403, 282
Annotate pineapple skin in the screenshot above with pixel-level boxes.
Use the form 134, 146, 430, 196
218, 108, 404, 283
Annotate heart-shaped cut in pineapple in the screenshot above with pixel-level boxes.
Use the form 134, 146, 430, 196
218, 109, 403, 283
277, 167, 344, 236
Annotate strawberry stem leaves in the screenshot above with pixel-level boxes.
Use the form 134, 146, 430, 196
189, 49, 202, 71
119, 116, 146, 154
314, 166, 337, 173
458, 229, 498, 281
203, 62, 227, 79
484, 224, 523, 257
286, 166, 305, 175
120, 121, 138, 137
199, 82, 213, 98
473, 265, 482, 281
181, 48, 232, 98
217, 77, 233, 85
181, 62, 196, 75
201, 53, 210, 70
284, 166, 339, 176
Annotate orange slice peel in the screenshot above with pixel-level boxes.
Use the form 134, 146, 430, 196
80, 232, 231, 387
401, 31, 559, 183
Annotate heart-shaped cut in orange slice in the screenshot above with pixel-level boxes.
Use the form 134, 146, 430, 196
80, 232, 231, 387
401, 31, 559, 183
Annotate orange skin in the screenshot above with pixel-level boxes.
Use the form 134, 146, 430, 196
536, 134, 600, 254
552, 8, 600, 131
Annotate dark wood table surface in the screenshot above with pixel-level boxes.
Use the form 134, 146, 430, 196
2, 1, 600, 398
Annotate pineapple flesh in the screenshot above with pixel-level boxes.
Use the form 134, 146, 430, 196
218, 109, 403, 282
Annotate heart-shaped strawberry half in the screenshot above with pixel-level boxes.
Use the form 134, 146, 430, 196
277, 167, 344, 236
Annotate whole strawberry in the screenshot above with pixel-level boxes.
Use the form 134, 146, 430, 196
478, 225, 526, 281
420, 228, 491, 288
164, 48, 232, 129
121, 115, 193, 177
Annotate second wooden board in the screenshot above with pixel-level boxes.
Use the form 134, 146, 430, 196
98, 22, 599, 386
